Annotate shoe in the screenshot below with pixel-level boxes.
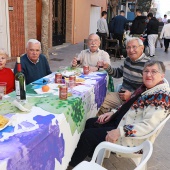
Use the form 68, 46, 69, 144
165, 49, 168, 53
160, 43, 163, 48
150, 55, 155, 57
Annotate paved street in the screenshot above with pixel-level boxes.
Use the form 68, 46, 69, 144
6, 42, 170, 170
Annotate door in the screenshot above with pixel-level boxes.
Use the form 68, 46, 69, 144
89, 6, 101, 34
52, 0, 66, 46
0, 0, 11, 57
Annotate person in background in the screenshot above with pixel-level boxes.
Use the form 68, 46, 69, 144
155, 17, 164, 48
160, 19, 170, 53
14, 39, 52, 85
162, 14, 168, 24
68, 60, 170, 168
146, 13, 159, 57
0, 49, 15, 94
97, 11, 109, 50
130, 9, 147, 37
111, 10, 127, 59
72, 33, 110, 72
96, 37, 150, 116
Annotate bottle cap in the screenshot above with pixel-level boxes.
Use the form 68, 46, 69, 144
17, 57, 20, 63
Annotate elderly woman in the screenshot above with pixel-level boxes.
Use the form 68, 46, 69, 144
68, 60, 170, 168
0, 49, 15, 94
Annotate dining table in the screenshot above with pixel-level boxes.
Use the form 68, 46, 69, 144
0, 68, 108, 170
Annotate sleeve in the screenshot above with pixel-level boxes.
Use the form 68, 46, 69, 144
160, 26, 165, 39
104, 20, 109, 36
119, 105, 169, 138
106, 65, 124, 78
102, 51, 110, 65
44, 57, 52, 75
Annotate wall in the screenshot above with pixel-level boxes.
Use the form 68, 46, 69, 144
8, 0, 25, 58
66, 0, 107, 44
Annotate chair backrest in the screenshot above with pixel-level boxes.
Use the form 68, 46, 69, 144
94, 141, 152, 170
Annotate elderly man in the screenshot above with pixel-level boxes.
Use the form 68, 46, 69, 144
72, 33, 110, 72
14, 39, 52, 85
68, 60, 170, 168
97, 37, 150, 116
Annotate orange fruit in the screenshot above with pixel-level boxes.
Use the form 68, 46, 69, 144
42, 85, 50, 92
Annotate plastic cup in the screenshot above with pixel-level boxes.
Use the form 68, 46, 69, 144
0, 82, 7, 100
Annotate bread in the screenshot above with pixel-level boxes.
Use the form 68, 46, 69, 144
0, 115, 9, 128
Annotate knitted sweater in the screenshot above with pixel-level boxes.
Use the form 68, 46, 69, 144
106, 53, 150, 92
117, 83, 170, 147
14, 54, 52, 85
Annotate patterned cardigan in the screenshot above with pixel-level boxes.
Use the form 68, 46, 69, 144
116, 83, 170, 147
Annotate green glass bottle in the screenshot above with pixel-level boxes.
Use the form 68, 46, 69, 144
15, 57, 26, 101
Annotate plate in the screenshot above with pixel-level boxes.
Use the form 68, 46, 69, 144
64, 77, 85, 83
0, 118, 11, 131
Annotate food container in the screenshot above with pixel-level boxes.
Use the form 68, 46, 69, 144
55, 73, 62, 83
59, 85, 68, 100
69, 75, 76, 88
83, 66, 89, 75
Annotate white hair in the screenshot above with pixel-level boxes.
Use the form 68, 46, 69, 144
0, 48, 8, 57
126, 37, 144, 46
26, 39, 41, 50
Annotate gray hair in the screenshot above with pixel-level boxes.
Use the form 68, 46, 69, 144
126, 37, 144, 46
88, 33, 100, 41
26, 39, 41, 50
143, 60, 165, 74
0, 48, 8, 58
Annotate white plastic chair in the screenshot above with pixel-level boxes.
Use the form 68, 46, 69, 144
97, 113, 170, 170
73, 140, 153, 170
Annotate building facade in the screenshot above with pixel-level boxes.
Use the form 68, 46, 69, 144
0, 0, 107, 60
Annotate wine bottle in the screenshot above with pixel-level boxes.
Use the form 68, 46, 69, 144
15, 57, 26, 101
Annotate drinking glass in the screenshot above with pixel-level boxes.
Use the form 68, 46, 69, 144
0, 82, 7, 100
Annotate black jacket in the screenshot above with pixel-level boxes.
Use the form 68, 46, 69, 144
130, 16, 147, 34
146, 17, 159, 35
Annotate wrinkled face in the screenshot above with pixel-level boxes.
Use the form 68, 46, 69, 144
143, 64, 164, 89
0, 54, 7, 70
126, 40, 144, 61
26, 42, 41, 63
87, 35, 101, 52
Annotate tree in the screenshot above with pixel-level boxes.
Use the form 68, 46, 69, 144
41, 0, 49, 60
136, 0, 152, 13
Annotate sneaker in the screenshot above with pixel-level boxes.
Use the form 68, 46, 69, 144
165, 48, 168, 53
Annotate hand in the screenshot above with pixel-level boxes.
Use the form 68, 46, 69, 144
103, 62, 109, 70
105, 129, 120, 143
98, 112, 114, 123
119, 89, 131, 101
97, 60, 104, 68
89, 66, 98, 72
72, 57, 77, 67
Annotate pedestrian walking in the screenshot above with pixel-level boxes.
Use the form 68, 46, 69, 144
97, 11, 109, 50
146, 13, 159, 57
160, 19, 170, 53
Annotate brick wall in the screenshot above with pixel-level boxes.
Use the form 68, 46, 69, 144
8, 0, 25, 58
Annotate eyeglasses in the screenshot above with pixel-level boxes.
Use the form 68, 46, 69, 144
143, 70, 161, 76
126, 45, 141, 51
88, 39, 99, 43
